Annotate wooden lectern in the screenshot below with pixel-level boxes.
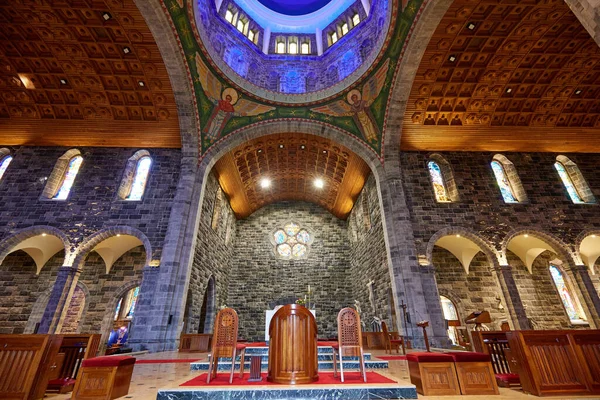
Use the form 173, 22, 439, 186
465, 311, 491, 331
267, 304, 318, 384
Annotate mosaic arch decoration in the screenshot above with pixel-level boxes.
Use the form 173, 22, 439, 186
272, 222, 313, 260
161, 0, 424, 159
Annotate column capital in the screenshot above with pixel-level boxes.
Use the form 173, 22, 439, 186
493, 264, 513, 272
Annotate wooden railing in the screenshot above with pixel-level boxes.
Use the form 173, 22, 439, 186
471, 331, 511, 375
51, 334, 101, 382
506, 330, 600, 396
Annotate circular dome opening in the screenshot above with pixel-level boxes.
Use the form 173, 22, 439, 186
256, 0, 334, 16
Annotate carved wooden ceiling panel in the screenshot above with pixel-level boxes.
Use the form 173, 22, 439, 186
402, 0, 600, 153
0, 0, 180, 148
213, 133, 371, 219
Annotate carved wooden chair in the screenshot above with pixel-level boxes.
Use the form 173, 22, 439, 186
332, 307, 367, 382
207, 307, 246, 384
382, 320, 406, 355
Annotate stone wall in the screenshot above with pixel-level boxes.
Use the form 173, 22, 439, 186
186, 173, 237, 333
347, 175, 394, 330
0, 146, 181, 261
227, 201, 352, 340
433, 248, 508, 331
0, 250, 63, 334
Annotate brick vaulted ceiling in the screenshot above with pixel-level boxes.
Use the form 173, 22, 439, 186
402, 0, 600, 153
0, 0, 180, 148
213, 133, 371, 219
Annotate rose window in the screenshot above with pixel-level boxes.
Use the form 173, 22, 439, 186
273, 222, 312, 259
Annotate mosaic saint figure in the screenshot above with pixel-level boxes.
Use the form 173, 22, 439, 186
195, 53, 275, 143
311, 59, 390, 145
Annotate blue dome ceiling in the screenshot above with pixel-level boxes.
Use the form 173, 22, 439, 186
255, 0, 334, 16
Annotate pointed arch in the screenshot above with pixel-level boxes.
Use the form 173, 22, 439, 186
576, 230, 600, 274
427, 154, 458, 203
41, 149, 83, 200
491, 154, 527, 203
0, 226, 70, 272
554, 155, 595, 204
117, 150, 153, 201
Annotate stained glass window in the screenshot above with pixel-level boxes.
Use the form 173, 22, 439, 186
54, 156, 82, 200
0, 155, 12, 181
114, 298, 123, 321
125, 287, 140, 319
127, 156, 151, 201
428, 161, 450, 202
273, 223, 311, 259
440, 296, 459, 345
491, 161, 517, 203
549, 265, 586, 323
554, 162, 583, 203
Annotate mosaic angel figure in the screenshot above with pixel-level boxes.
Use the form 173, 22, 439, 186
311, 59, 390, 145
195, 53, 275, 143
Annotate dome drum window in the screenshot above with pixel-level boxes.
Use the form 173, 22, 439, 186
222, 5, 259, 46
271, 222, 313, 260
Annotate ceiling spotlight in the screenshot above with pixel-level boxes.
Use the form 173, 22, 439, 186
575, 89, 582, 95
260, 178, 271, 189
42, 233, 47, 237
456, 234, 461, 238
314, 178, 324, 189
592, 234, 597, 238
102, 12, 112, 21
18, 74, 35, 89
322, 150, 327, 154
138, 81, 145, 87
60, 79, 68, 85
505, 88, 512, 94
524, 234, 529, 238
279, 144, 284, 149
467, 22, 476, 30
122, 46, 131, 54
448, 55, 456, 62
116, 234, 121, 237
257, 149, 262, 153
300, 145, 306, 149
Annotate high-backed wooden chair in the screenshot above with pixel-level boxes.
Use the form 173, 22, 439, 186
207, 307, 246, 384
382, 321, 405, 354
332, 307, 367, 382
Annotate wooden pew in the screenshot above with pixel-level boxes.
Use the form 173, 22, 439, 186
506, 330, 600, 396
178, 333, 212, 353
471, 331, 518, 387
46, 334, 101, 393
0, 334, 63, 400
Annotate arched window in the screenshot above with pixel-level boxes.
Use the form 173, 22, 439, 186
0, 149, 12, 181
272, 222, 312, 259
54, 155, 83, 200
127, 156, 152, 200
549, 265, 587, 324
440, 296, 460, 346
491, 161, 517, 203
428, 161, 450, 202
114, 286, 140, 322
554, 155, 594, 203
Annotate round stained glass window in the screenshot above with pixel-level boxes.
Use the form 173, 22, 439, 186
272, 222, 312, 259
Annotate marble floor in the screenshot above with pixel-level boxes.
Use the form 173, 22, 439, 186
44, 349, 597, 400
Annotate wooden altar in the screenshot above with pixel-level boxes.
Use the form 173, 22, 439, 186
179, 333, 212, 353
267, 304, 318, 384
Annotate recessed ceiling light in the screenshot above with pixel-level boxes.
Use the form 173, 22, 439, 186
575, 89, 582, 95
279, 144, 284, 149
102, 12, 112, 21
456, 234, 461, 238
592, 234, 597, 238
60, 79, 68, 85
467, 22, 476, 30
18, 74, 35, 89
322, 150, 327, 154
524, 234, 529, 238
257, 149, 262, 153
42, 233, 47, 237
506, 88, 512, 94
448, 55, 456, 62
138, 81, 145, 87
116, 234, 121, 237
260, 178, 271, 189
300, 145, 305, 149
122, 46, 131, 54
314, 178, 324, 189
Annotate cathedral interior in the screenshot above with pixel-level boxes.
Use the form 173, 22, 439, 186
1, 0, 600, 398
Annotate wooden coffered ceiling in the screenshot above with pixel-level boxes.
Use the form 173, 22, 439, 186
213, 133, 371, 219
402, 0, 600, 153
0, 0, 180, 148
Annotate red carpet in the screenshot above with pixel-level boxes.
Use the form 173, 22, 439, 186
181, 372, 395, 386
377, 355, 407, 360
136, 359, 201, 364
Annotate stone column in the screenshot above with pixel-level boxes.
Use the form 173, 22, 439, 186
377, 164, 447, 349
569, 264, 600, 328
37, 266, 80, 334
419, 264, 452, 348
493, 265, 530, 330
127, 266, 160, 350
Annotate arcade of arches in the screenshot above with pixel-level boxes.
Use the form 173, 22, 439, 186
2, 0, 600, 370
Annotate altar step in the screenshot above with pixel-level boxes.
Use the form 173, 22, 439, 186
190, 359, 389, 372
245, 345, 336, 355
211, 353, 372, 362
